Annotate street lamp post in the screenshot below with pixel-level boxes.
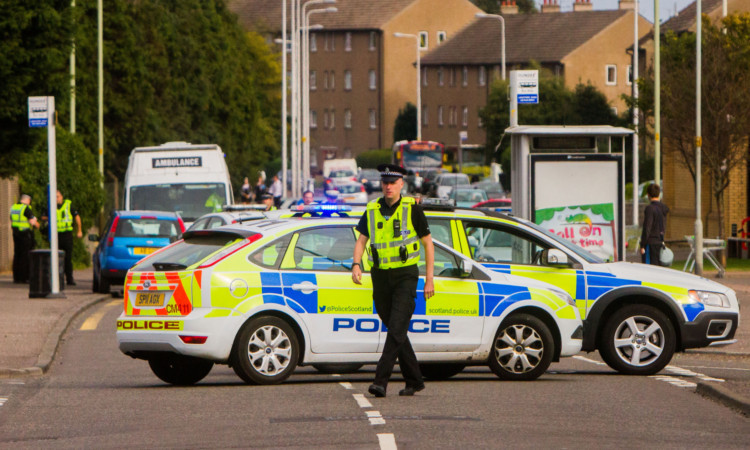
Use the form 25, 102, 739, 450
475, 13, 505, 81
393, 32, 421, 141
280, 1, 288, 198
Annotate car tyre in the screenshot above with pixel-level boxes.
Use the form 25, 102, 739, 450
599, 304, 675, 375
232, 316, 299, 385
97, 271, 111, 294
489, 314, 554, 381
419, 363, 466, 380
312, 363, 363, 374
92, 263, 99, 293
148, 355, 214, 386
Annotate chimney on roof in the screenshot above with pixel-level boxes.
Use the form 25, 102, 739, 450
573, 0, 593, 12
619, 0, 635, 10
541, 0, 560, 14
500, 0, 519, 15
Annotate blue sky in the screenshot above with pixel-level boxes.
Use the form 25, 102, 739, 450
537, 0, 697, 23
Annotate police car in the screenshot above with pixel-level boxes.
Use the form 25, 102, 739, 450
116, 216, 583, 385
269, 204, 741, 376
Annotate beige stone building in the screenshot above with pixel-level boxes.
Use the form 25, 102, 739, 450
418, 2, 652, 150
229, 0, 481, 170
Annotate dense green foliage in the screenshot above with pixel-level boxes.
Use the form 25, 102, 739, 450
480, 64, 621, 175
1, 0, 281, 200
393, 102, 418, 142
356, 149, 392, 169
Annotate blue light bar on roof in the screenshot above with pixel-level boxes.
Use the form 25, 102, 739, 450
295, 204, 352, 212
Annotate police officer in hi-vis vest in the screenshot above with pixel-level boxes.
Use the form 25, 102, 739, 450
10, 194, 40, 283
43, 190, 82, 286
352, 164, 435, 397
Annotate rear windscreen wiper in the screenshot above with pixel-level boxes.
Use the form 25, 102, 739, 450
153, 262, 188, 271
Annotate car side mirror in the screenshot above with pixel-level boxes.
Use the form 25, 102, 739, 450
88, 234, 99, 242
460, 259, 474, 276
546, 248, 570, 266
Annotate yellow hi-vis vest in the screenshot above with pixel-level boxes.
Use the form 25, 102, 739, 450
57, 199, 73, 232
10, 203, 30, 231
366, 196, 420, 269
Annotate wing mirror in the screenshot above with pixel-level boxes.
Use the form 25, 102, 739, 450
460, 258, 474, 276
546, 248, 570, 266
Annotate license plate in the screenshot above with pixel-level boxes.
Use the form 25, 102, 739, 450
135, 292, 166, 307
133, 247, 157, 255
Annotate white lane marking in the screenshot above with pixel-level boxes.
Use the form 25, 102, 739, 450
665, 365, 725, 382
331, 374, 341, 377
353, 393, 372, 408
0, 397, 7, 407
366, 410, 386, 425
339, 382, 354, 390
573, 355, 607, 366
80, 300, 120, 331
681, 365, 750, 372
649, 375, 697, 388
377, 433, 398, 450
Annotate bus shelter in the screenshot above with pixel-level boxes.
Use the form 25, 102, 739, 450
508, 125, 635, 262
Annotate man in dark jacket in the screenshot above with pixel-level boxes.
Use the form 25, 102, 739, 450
641, 183, 669, 265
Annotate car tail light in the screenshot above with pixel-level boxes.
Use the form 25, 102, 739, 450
180, 335, 208, 344
107, 216, 119, 246
177, 217, 185, 232
360, 184, 366, 192
351, 177, 357, 182
197, 233, 263, 268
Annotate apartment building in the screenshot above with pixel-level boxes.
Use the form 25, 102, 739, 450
229, 0, 481, 170
418, 1, 652, 149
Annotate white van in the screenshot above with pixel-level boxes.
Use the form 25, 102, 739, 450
124, 142, 233, 226
322, 158, 358, 178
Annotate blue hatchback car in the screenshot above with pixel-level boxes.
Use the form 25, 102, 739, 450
90, 210, 184, 293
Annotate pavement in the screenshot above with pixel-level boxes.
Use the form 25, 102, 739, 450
0, 266, 748, 415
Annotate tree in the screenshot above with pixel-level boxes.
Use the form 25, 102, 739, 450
480, 64, 620, 174
393, 102, 417, 142
626, 13, 750, 238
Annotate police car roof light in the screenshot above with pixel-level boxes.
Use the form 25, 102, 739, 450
420, 197, 456, 211
296, 204, 352, 212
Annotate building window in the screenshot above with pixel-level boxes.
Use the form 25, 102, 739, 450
606, 65, 617, 85
369, 70, 376, 90
438, 67, 444, 86
344, 70, 352, 90
330, 109, 335, 129
478, 66, 486, 86
369, 109, 376, 129
345, 32, 352, 51
311, 33, 317, 52
462, 66, 468, 87
311, 110, 318, 129
329, 32, 335, 51
438, 106, 444, 126
627, 65, 633, 85
324, 109, 329, 129
449, 106, 457, 126
422, 67, 428, 86
477, 108, 483, 128
369, 32, 377, 51
331, 71, 335, 90
344, 109, 352, 129
422, 105, 428, 126
419, 31, 428, 50
311, 71, 317, 90
462, 106, 468, 127
610, 107, 618, 116
450, 67, 456, 86
437, 31, 447, 44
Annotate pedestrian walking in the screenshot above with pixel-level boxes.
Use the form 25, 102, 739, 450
352, 164, 435, 397
10, 194, 40, 283
254, 175, 266, 204
43, 190, 82, 286
641, 183, 669, 265
240, 177, 252, 204
269, 174, 283, 208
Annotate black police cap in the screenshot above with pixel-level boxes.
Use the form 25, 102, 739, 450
377, 163, 407, 182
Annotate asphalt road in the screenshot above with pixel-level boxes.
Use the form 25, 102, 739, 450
0, 300, 747, 448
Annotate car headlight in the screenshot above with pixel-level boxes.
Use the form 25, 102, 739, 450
550, 288, 576, 307
688, 290, 730, 308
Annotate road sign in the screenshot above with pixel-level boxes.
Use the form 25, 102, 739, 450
28, 97, 49, 128
459, 131, 468, 142
514, 70, 538, 104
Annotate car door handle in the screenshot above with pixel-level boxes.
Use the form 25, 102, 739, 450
291, 281, 318, 294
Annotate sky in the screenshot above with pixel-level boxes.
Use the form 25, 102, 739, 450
537, 0, 697, 23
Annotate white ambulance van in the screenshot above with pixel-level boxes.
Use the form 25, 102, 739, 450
123, 142, 233, 226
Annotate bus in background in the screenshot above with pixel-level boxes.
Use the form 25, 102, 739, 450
123, 142, 234, 227
392, 140, 444, 193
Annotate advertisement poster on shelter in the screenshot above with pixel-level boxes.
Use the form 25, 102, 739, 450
535, 203, 617, 262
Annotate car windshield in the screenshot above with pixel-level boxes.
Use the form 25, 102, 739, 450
360, 170, 379, 178
454, 190, 486, 203
518, 218, 605, 264
337, 184, 361, 194
330, 170, 355, 178
132, 234, 240, 271
403, 147, 442, 168
129, 183, 226, 222
439, 174, 470, 185
116, 217, 180, 239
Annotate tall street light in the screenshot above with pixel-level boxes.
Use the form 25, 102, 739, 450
394, 32, 421, 141
475, 13, 505, 81
280, 0, 288, 198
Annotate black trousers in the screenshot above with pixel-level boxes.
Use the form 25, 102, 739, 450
12, 229, 34, 282
641, 243, 662, 266
371, 264, 423, 389
58, 231, 74, 282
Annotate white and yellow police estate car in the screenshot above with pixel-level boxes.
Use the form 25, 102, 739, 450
117, 217, 583, 385
269, 204, 741, 375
